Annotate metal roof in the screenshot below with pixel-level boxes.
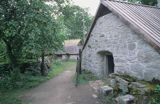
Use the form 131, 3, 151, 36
83, 0, 160, 51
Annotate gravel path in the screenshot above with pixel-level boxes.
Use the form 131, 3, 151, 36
21, 63, 99, 104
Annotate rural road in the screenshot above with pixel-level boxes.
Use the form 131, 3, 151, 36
21, 63, 99, 104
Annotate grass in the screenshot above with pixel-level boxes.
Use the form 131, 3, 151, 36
0, 91, 21, 104
0, 60, 76, 104
73, 70, 98, 84
99, 94, 115, 104
48, 60, 75, 79
22, 60, 76, 89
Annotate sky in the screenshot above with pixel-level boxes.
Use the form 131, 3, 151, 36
72, 0, 100, 15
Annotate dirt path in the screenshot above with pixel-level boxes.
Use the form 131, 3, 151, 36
21, 63, 99, 104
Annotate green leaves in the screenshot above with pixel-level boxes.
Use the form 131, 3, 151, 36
62, 5, 92, 39
0, 0, 65, 67
0, 0, 92, 69
141, 0, 157, 5
155, 85, 160, 93
129, 0, 158, 6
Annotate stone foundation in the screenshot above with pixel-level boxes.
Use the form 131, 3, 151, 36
97, 73, 158, 104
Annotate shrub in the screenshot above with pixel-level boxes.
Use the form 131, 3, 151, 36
155, 85, 160, 93
150, 85, 160, 104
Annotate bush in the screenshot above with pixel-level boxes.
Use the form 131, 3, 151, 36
150, 85, 160, 104
0, 70, 25, 91
0, 60, 70, 91
0, 61, 45, 91
0, 92, 21, 104
0, 64, 11, 76
155, 85, 160, 93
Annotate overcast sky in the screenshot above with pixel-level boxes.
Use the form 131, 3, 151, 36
72, 0, 100, 15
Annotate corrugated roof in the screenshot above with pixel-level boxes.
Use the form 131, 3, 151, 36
83, 0, 160, 51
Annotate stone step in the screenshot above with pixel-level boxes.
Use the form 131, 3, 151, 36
115, 94, 135, 104
98, 85, 113, 95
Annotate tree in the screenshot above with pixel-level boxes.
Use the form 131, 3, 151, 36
22, 0, 65, 75
141, 0, 157, 5
43, 1, 93, 40
129, 0, 158, 6
0, 0, 31, 69
62, 5, 92, 40
0, 0, 64, 75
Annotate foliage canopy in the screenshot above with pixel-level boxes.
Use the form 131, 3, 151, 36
0, 0, 64, 68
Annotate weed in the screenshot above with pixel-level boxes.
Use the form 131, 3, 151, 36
149, 85, 160, 104
73, 70, 98, 84
99, 94, 115, 104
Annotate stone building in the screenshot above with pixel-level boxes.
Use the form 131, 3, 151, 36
82, 0, 160, 81
158, 0, 160, 7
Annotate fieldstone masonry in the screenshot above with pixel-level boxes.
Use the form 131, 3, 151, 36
97, 73, 152, 103
158, 0, 160, 7
82, 13, 160, 81
115, 95, 135, 104
116, 76, 129, 94
98, 85, 113, 95
129, 82, 149, 95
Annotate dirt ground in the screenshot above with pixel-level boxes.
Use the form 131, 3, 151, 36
21, 63, 99, 104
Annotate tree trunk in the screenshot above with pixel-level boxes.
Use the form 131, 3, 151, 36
3, 39, 17, 70
41, 51, 48, 76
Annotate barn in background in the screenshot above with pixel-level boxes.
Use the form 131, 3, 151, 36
55, 39, 82, 60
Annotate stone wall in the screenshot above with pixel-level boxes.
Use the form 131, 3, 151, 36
158, 0, 160, 7
82, 13, 160, 81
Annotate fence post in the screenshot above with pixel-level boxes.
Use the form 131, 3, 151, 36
79, 49, 82, 74
75, 49, 82, 87
75, 56, 80, 87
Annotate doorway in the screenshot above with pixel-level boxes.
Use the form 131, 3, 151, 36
106, 54, 114, 75
98, 51, 114, 77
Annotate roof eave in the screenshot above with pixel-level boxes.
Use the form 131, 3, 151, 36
82, 0, 160, 53
102, 0, 160, 52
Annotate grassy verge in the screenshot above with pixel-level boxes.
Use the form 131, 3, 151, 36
48, 60, 76, 79
73, 70, 98, 84
0, 60, 76, 104
99, 94, 116, 104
